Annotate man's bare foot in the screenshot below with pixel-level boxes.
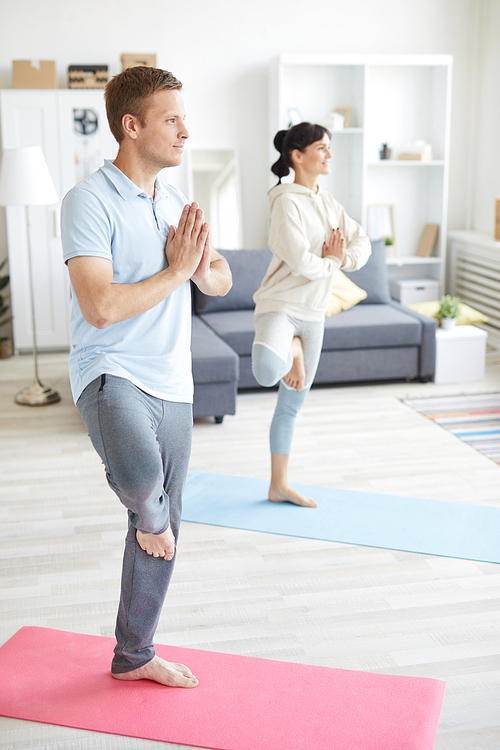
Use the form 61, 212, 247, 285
112, 655, 198, 688
283, 337, 306, 391
269, 484, 317, 507
136, 526, 175, 560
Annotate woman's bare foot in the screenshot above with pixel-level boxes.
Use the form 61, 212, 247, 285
283, 337, 306, 391
112, 655, 198, 688
269, 453, 317, 507
269, 483, 317, 507
136, 527, 175, 560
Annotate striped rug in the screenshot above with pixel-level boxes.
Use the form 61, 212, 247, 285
403, 392, 500, 465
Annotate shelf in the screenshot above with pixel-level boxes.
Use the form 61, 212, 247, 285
271, 54, 452, 287
386, 256, 441, 266
368, 160, 445, 167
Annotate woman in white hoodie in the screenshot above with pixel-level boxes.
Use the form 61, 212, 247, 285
252, 122, 371, 507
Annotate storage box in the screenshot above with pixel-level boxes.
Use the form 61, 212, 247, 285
68, 65, 108, 89
121, 54, 157, 70
434, 325, 487, 384
12, 60, 57, 89
390, 278, 439, 306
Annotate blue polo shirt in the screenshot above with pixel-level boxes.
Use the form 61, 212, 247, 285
61, 159, 193, 405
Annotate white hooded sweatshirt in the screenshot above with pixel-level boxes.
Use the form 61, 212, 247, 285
253, 183, 371, 322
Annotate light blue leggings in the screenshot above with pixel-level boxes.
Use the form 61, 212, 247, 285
252, 312, 324, 454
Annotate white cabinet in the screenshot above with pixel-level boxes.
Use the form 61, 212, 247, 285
269, 54, 452, 290
434, 326, 488, 384
0, 90, 117, 352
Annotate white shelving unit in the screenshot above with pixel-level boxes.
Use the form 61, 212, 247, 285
269, 54, 452, 290
0, 89, 117, 352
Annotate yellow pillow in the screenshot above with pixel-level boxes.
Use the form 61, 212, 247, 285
408, 300, 488, 325
325, 270, 367, 317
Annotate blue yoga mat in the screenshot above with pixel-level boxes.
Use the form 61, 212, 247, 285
182, 470, 500, 564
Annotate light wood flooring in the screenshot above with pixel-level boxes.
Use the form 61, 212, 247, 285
1, 350, 499, 750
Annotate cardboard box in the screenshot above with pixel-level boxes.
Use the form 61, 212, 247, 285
390, 278, 439, 306
121, 54, 157, 71
12, 60, 57, 89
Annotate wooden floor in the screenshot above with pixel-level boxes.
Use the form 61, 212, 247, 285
1, 350, 499, 750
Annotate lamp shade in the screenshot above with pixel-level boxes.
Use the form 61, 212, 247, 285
0, 146, 58, 206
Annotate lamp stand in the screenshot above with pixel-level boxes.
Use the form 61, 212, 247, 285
15, 207, 60, 406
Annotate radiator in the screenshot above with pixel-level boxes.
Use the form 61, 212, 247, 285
450, 235, 500, 346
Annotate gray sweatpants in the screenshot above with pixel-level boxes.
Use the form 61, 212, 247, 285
77, 374, 192, 673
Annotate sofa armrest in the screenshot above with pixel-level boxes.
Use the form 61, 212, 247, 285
388, 301, 437, 379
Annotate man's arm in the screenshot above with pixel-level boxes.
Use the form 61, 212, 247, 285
190, 231, 233, 296
68, 203, 208, 329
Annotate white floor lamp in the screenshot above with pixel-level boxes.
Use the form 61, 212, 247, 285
0, 146, 61, 405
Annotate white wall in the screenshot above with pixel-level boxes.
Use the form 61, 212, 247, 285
0, 0, 495, 256
467, 0, 500, 234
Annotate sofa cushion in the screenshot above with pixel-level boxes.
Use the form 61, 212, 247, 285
409, 300, 489, 325
326, 270, 367, 316
346, 239, 391, 304
323, 303, 422, 350
193, 248, 272, 314
199, 309, 255, 356
191, 315, 239, 383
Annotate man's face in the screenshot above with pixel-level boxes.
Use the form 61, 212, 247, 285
135, 88, 189, 171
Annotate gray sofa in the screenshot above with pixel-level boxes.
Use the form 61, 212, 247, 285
191, 240, 437, 420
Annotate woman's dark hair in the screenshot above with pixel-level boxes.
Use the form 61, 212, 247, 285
271, 122, 331, 183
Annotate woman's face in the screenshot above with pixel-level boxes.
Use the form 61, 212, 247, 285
293, 134, 332, 177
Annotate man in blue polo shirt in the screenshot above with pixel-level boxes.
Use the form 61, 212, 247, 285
61, 66, 232, 688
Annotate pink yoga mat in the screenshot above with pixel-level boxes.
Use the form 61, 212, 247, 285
0, 627, 445, 750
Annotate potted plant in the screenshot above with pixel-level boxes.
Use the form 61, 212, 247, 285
379, 142, 392, 160
437, 295, 461, 330
0, 259, 13, 358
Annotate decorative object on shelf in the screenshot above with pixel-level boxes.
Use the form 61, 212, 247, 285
334, 107, 350, 127
319, 110, 345, 132
437, 295, 461, 329
398, 140, 433, 161
0, 258, 12, 359
379, 143, 392, 160
495, 198, 500, 241
416, 224, 439, 257
121, 54, 157, 70
384, 236, 396, 258
68, 65, 108, 89
12, 60, 57, 89
286, 108, 302, 127
0, 146, 61, 405
366, 204, 395, 255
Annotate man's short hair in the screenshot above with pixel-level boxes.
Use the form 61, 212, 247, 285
105, 66, 183, 143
